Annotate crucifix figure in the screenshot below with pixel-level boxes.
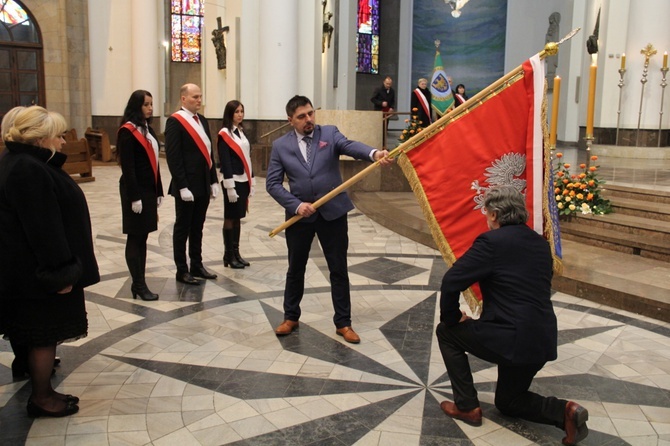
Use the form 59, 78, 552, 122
322, 0, 334, 53
211, 17, 229, 70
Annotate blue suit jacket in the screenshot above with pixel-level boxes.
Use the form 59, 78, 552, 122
266, 125, 375, 222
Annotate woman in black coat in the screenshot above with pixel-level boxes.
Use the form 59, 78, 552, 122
118, 90, 164, 300
217, 100, 254, 268
0, 106, 99, 417
410, 78, 432, 127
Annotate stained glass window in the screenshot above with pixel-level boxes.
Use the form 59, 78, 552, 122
171, 0, 204, 63
0, 0, 38, 43
356, 0, 379, 74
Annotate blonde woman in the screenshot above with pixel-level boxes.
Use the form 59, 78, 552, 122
0, 106, 99, 417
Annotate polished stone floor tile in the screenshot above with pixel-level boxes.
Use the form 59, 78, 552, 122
1, 159, 669, 445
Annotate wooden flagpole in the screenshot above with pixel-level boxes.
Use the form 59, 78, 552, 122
268, 30, 579, 238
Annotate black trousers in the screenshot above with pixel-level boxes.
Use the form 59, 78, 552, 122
284, 214, 351, 328
173, 195, 210, 273
436, 321, 566, 428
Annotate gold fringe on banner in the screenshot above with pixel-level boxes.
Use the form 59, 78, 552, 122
540, 76, 565, 276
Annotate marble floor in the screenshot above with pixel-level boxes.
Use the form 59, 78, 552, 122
1, 158, 669, 446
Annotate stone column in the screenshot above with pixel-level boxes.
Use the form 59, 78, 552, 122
257, 0, 298, 118
131, 0, 159, 99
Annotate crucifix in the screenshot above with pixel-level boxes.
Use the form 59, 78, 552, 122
211, 17, 230, 70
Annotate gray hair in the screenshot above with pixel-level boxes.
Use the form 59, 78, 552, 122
484, 186, 528, 226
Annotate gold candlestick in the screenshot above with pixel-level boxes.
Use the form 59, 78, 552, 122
616, 66, 626, 146
637, 43, 657, 146
659, 65, 669, 147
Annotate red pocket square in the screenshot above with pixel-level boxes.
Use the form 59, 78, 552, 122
319, 141, 328, 149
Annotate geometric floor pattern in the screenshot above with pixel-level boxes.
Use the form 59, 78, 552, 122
1, 159, 669, 445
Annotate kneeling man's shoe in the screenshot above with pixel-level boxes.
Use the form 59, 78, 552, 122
563, 401, 589, 445
440, 401, 482, 426
335, 326, 360, 344
275, 320, 299, 336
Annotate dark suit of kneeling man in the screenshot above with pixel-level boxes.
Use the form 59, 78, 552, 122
436, 186, 589, 446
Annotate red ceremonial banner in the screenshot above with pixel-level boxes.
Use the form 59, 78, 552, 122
398, 57, 559, 312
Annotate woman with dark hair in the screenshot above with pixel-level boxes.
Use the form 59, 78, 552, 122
454, 84, 469, 107
0, 106, 99, 417
118, 90, 164, 300
217, 100, 254, 268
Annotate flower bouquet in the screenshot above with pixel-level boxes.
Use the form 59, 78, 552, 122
398, 108, 424, 144
553, 153, 612, 217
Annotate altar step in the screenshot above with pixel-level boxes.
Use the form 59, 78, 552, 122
351, 190, 670, 322
558, 185, 670, 262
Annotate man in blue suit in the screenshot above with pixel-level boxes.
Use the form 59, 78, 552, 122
266, 95, 391, 343
436, 186, 588, 445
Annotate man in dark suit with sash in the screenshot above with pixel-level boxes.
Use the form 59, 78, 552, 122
165, 83, 219, 285
436, 186, 589, 445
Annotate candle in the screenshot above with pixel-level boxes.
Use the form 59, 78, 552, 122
621, 53, 626, 70
586, 63, 597, 137
664, 51, 668, 69
550, 76, 561, 147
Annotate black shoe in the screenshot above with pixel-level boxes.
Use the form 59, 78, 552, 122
234, 249, 250, 267
62, 394, 79, 404
176, 272, 200, 285
131, 283, 159, 301
191, 266, 217, 280
223, 252, 245, 269
232, 226, 250, 266
27, 399, 79, 418
54, 357, 61, 367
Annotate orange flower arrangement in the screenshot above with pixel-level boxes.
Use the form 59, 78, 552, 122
398, 108, 425, 144
553, 153, 612, 216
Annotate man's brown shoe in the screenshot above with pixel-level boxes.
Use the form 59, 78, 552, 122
335, 326, 360, 343
440, 401, 482, 426
275, 320, 299, 336
563, 401, 589, 445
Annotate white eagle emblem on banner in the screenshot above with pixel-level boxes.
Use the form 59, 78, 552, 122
471, 153, 527, 212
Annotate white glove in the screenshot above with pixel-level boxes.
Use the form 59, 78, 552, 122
179, 188, 194, 202
211, 183, 220, 198
250, 186, 255, 197
226, 188, 239, 203
131, 200, 142, 214
157, 196, 163, 208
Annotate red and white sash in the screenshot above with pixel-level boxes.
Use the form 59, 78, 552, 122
120, 122, 158, 184
171, 110, 212, 168
413, 88, 432, 124
454, 93, 467, 105
219, 128, 252, 184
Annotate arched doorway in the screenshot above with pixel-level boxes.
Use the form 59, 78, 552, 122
0, 0, 43, 120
